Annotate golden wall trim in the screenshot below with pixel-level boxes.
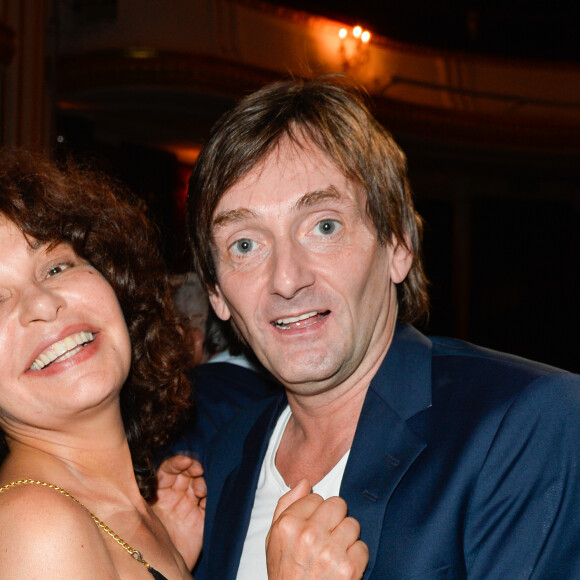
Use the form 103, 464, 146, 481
58, 49, 579, 155
373, 95, 580, 155
57, 50, 281, 96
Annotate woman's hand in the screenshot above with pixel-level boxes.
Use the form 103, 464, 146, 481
266, 479, 369, 579
152, 455, 207, 569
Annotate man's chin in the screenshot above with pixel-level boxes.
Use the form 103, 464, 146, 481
271, 360, 344, 393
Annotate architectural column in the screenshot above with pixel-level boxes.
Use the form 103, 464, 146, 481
1, 0, 53, 150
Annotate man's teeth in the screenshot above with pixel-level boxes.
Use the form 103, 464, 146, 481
30, 331, 94, 371
275, 311, 318, 328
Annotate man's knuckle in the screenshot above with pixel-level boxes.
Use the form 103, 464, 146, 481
335, 556, 358, 578
297, 523, 320, 546
275, 513, 298, 535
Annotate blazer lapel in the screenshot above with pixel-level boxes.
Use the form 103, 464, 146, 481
340, 324, 433, 578
207, 324, 432, 579
207, 396, 287, 580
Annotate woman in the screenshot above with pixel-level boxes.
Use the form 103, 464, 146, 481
0, 150, 205, 578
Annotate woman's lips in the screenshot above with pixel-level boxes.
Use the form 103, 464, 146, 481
29, 331, 95, 371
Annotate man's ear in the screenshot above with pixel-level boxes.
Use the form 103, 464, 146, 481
389, 235, 413, 284
208, 286, 232, 321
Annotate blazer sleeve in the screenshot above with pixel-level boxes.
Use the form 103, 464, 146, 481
463, 372, 580, 578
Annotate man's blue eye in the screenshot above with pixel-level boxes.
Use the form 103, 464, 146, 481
317, 220, 337, 235
235, 239, 254, 253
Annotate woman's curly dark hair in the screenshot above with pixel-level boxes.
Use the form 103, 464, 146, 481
0, 150, 191, 500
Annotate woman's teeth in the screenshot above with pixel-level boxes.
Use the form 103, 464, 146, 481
30, 331, 94, 371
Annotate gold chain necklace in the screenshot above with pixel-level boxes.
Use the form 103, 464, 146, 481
0, 478, 150, 569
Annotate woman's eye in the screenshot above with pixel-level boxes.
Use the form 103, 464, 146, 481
47, 263, 70, 277
231, 239, 255, 255
315, 219, 340, 235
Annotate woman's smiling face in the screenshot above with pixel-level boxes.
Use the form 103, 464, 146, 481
0, 217, 132, 432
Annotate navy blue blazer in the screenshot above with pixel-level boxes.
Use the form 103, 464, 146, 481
169, 361, 280, 465
198, 324, 580, 579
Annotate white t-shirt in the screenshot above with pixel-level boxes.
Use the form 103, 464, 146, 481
236, 405, 350, 580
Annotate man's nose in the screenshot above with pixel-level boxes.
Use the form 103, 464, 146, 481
268, 240, 315, 299
18, 283, 65, 325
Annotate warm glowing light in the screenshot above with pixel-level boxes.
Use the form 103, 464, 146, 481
164, 143, 203, 165
125, 47, 158, 59
339, 28, 347, 39
361, 30, 371, 43
352, 26, 362, 38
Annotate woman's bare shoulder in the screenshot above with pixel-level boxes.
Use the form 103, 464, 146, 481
0, 482, 118, 578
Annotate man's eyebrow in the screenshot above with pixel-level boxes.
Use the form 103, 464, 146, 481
213, 208, 258, 229
212, 186, 344, 230
293, 186, 342, 211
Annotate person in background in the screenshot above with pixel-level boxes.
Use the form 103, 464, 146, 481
167, 75, 580, 579
172, 272, 210, 369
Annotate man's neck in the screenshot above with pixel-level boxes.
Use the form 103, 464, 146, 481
274, 309, 398, 487
275, 368, 373, 488
274, 411, 358, 488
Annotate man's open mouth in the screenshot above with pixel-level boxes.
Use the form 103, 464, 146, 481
272, 311, 330, 330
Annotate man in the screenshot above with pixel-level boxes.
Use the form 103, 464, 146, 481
184, 76, 580, 579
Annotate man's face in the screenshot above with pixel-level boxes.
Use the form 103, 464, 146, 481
209, 137, 411, 399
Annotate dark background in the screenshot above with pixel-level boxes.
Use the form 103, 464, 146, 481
56, 0, 580, 373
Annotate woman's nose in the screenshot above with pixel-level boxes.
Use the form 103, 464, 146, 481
18, 283, 65, 325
